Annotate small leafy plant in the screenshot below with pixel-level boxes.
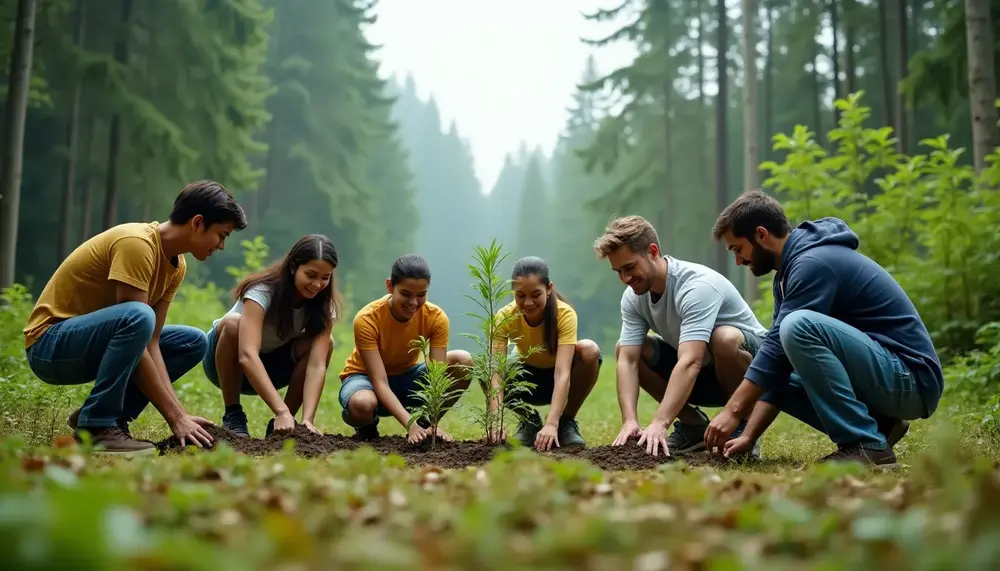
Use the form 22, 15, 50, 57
462, 239, 540, 443
405, 335, 463, 449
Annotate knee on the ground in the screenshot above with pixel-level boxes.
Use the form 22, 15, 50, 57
348, 390, 378, 420
574, 339, 601, 365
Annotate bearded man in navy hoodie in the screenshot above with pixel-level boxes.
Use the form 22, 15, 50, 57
703, 190, 943, 468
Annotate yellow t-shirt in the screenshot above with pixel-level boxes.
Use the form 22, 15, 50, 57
339, 295, 450, 379
23, 222, 186, 348
492, 298, 578, 369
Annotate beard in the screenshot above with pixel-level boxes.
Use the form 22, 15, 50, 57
749, 240, 777, 276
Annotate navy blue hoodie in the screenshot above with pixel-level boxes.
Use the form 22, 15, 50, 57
748, 217, 944, 417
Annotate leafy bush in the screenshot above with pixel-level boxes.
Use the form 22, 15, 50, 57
754, 92, 1000, 395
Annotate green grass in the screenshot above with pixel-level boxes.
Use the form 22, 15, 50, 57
3, 316, 1000, 569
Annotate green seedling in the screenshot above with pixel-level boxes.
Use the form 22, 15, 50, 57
461, 239, 541, 443
406, 335, 463, 449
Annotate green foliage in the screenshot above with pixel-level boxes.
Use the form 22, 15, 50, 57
404, 335, 463, 449
756, 92, 1000, 366
1, 426, 1000, 569
224, 235, 271, 284
461, 240, 540, 441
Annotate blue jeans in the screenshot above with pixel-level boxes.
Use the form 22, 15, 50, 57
338, 363, 428, 427
24, 301, 208, 428
766, 309, 927, 450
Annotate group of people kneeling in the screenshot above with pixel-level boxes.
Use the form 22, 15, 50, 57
21, 181, 944, 469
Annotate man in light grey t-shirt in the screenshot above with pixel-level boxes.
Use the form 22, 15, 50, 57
593, 215, 767, 458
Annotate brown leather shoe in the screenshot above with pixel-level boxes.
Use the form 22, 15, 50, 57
818, 444, 898, 468
68, 407, 137, 439
74, 426, 156, 455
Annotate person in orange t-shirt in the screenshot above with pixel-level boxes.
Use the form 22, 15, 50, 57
338, 254, 472, 443
23, 181, 247, 455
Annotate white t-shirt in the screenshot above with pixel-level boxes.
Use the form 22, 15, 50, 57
214, 284, 307, 353
618, 255, 768, 363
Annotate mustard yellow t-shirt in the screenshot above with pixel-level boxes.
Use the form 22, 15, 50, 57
23, 222, 186, 348
339, 295, 450, 379
492, 298, 578, 369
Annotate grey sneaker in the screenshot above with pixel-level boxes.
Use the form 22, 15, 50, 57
557, 417, 586, 447
222, 409, 250, 437
665, 407, 710, 453
514, 408, 543, 447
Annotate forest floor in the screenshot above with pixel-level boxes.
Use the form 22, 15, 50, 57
3, 353, 1000, 570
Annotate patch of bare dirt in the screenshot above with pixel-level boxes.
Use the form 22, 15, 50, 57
155, 427, 735, 471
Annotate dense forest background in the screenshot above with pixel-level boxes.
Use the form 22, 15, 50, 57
1, 0, 998, 365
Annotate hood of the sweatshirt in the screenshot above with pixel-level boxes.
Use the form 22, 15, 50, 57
777, 217, 859, 281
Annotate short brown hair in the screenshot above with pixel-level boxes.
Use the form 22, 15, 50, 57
712, 189, 790, 241
593, 215, 660, 259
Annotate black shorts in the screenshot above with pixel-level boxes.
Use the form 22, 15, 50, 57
643, 328, 765, 407
517, 350, 604, 406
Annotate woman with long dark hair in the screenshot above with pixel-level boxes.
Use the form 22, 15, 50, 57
338, 254, 473, 444
489, 256, 603, 450
203, 234, 342, 437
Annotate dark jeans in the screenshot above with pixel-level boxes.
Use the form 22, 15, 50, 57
24, 301, 207, 428
761, 310, 928, 450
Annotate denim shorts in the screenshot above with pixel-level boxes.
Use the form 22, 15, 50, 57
644, 326, 766, 407
517, 350, 604, 406
338, 363, 429, 427
202, 325, 299, 395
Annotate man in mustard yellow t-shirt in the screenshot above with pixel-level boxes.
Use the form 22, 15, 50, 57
23, 180, 247, 455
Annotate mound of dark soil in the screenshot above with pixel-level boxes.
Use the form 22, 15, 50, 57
155, 427, 733, 471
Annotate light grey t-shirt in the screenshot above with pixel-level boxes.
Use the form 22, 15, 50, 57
619, 255, 767, 362
213, 284, 306, 353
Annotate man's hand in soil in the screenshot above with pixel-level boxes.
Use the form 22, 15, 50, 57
301, 420, 321, 435
705, 408, 740, 452
272, 410, 295, 434
724, 434, 753, 458
407, 423, 430, 444
612, 419, 641, 446
636, 420, 670, 457
535, 423, 559, 451
170, 414, 215, 448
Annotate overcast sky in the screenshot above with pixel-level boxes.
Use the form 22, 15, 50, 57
366, 0, 638, 193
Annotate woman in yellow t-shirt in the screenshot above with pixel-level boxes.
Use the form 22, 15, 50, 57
490, 256, 603, 450
338, 254, 473, 443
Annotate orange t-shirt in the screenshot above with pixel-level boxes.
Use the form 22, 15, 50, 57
23, 222, 186, 348
339, 295, 450, 379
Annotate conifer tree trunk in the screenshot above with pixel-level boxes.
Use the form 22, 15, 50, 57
964, 0, 998, 175
103, 0, 133, 230
714, 0, 730, 276
830, 0, 842, 123
0, 0, 37, 291
763, 0, 774, 163
896, 0, 910, 155
844, 0, 858, 95
59, 0, 86, 260
877, 0, 894, 129
742, 0, 759, 302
